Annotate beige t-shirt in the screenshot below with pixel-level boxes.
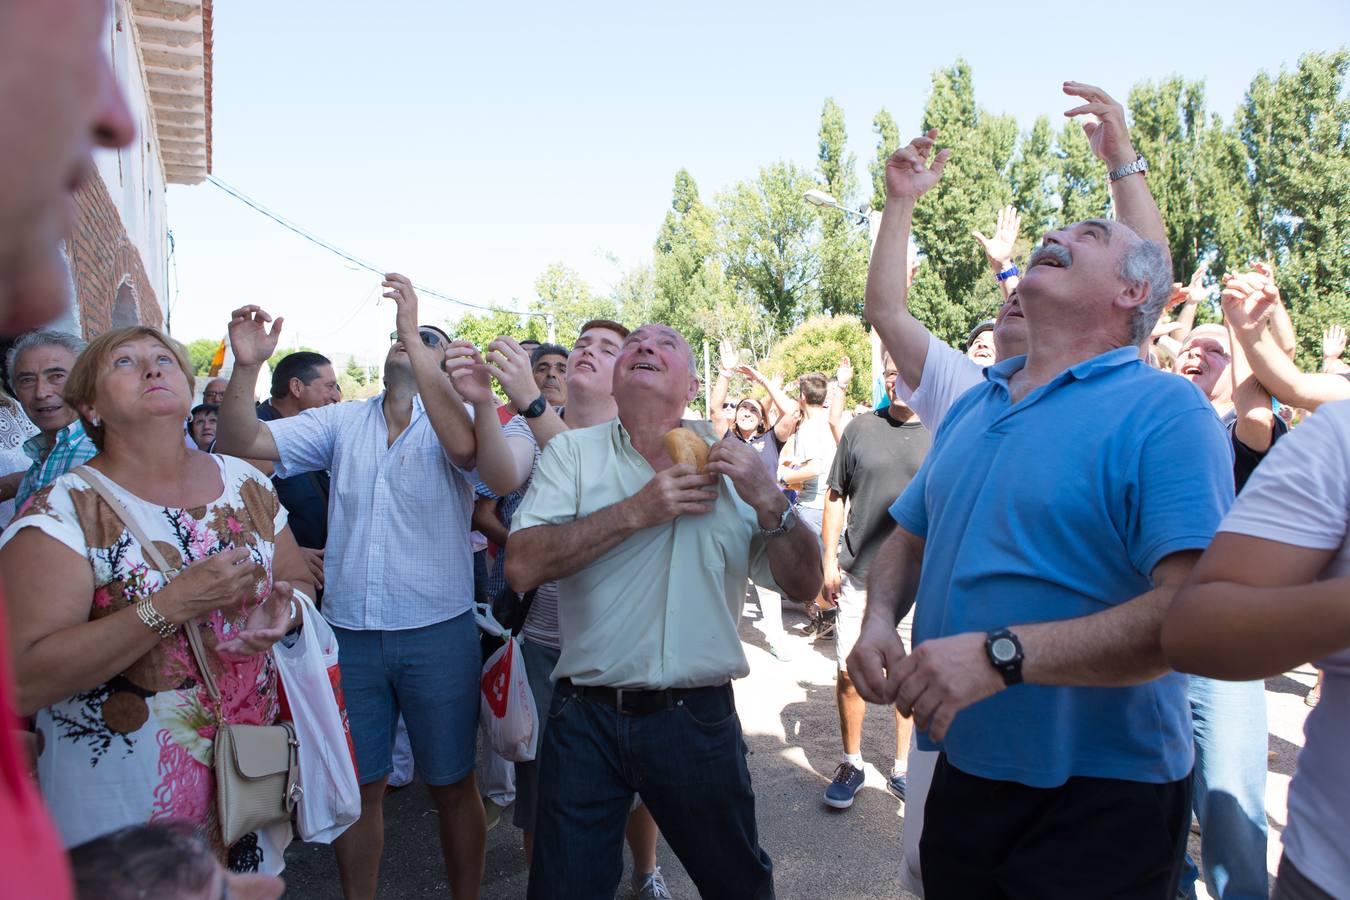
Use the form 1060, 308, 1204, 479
511, 417, 788, 689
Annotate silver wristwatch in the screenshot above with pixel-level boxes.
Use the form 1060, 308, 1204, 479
759, 501, 799, 538
1108, 154, 1149, 182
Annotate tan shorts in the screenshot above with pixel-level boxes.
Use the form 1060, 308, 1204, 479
836, 569, 914, 671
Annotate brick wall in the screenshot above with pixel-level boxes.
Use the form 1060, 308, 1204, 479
67, 168, 162, 338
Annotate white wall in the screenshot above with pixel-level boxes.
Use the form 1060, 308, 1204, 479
92, 0, 172, 322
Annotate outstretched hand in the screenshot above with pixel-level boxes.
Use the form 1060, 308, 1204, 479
972, 205, 1021, 266
228, 306, 283, 368
1323, 324, 1347, 362
1220, 270, 1277, 338
1063, 81, 1137, 170
383, 272, 422, 345
442, 341, 496, 405
484, 336, 540, 408
884, 129, 951, 202
216, 580, 296, 658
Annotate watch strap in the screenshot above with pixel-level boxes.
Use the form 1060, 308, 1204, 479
521, 395, 548, 419
1108, 154, 1148, 182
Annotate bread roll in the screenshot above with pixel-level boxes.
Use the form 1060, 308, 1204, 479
664, 427, 709, 473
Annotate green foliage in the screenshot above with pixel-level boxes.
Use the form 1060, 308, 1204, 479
910, 60, 1015, 349
344, 357, 367, 386
532, 263, 619, 345
717, 161, 822, 333
1009, 115, 1058, 241
1128, 77, 1210, 279
816, 98, 871, 319
870, 108, 900, 212
763, 315, 872, 408
1234, 49, 1350, 370
1056, 120, 1111, 225
449, 307, 544, 351
185, 337, 219, 375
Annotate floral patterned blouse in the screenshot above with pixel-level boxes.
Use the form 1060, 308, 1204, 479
0, 455, 290, 874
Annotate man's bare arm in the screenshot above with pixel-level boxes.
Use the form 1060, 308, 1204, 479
505, 465, 717, 591
215, 306, 283, 461
864, 131, 950, 394
863, 525, 926, 629
1016, 550, 1199, 686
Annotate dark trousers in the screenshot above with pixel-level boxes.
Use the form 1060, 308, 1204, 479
526, 681, 774, 900
921, 754, 1191, 900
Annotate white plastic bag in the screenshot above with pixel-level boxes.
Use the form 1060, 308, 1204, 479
273, 591, 361, 843
476, 604, 539, 762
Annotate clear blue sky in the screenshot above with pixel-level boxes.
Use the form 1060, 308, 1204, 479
161, 0, 1349, 364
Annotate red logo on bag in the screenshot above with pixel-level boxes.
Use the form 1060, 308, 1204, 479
481, 640, 513, 718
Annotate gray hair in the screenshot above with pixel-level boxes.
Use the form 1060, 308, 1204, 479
6, 328, 86, 387
1121, 237, 1173, 346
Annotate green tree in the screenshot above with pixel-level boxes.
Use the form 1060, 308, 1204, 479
870, 108, 900, 212
185, 337, 219, 375
909, 60, 1016, 349
532, 263, 618, 344
717, 161, 822, 333
344, 357, 367, 386
1234, 50, 1350, 369
816, 99, 871, 319
1056, 119, 1111, 226
449, 306, 543, 351
1128, 77, 1209, 280
763, 315, 871, 409
1008, 115, 1058, 243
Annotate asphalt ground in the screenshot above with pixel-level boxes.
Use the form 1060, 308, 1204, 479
281, 595, 1314, 899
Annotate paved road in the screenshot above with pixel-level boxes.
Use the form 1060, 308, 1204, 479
281, 596, 1315, 899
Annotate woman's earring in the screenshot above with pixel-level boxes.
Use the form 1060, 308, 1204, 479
90, 413, 101, 428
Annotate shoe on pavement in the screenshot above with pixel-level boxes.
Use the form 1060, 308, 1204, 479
813, 607, 839, 642
483, 796, 506, 832
887, 772, 907, 801
823, 762, 865, 809
768, 642, 793, 662
633, 866, 672, 899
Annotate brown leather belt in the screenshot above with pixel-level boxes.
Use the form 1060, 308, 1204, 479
558, 677, 730, 716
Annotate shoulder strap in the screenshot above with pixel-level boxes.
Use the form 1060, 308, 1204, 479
72, 466, 221, 701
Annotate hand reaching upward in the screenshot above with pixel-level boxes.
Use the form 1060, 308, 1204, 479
884, 130, 951, 203
1063, 81, 1138, 170
972, 205, 1021, 267
228, 305, 283, 367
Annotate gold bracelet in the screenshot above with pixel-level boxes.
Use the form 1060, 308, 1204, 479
135, 596, 177, 639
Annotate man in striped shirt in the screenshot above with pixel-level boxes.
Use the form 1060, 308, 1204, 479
6, 329, 94, 512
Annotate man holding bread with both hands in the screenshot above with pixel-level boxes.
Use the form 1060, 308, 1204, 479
506, 322, 822, 900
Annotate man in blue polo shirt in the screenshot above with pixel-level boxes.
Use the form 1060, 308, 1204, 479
850, 86, 1234, 899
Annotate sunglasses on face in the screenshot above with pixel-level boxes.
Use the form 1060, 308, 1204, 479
723, 402, 738, 410
389, 330, 443, 348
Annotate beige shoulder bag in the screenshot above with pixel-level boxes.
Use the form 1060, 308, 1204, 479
75, 466, 301, 847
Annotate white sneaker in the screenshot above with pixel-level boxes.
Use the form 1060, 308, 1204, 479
633, 866, 673, 899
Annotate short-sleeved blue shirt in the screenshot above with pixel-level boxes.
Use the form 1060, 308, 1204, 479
890, 346, 1234, 788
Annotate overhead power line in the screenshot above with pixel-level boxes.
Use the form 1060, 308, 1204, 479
204, 176, 547, 319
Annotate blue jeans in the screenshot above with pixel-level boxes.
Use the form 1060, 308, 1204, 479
527, 681, 774, 900
333, 612, 481, 787
1181, 676, 1269, 899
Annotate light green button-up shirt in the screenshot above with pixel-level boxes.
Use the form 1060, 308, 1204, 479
511, 417, 788, 689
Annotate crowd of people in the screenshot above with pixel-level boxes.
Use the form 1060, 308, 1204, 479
2, 2, 1350, 900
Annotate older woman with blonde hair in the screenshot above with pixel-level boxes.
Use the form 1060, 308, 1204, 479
0, 326, 314, 875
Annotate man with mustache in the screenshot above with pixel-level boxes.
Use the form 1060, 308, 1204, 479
0, 0, 136, 896
851, 83, 1235, 898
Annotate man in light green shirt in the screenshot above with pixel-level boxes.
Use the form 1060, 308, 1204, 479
508, 323, 821, 900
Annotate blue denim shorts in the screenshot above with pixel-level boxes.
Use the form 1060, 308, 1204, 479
333, 611, 480, 787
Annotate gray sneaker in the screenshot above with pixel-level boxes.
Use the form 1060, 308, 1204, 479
633, 866, 672, 899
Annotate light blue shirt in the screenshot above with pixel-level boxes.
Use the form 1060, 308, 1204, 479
268, 394, 477, 631
890, 346, 1234, 788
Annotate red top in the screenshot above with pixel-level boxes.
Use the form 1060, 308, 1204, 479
0, 588, 72, 899
496, 403, 514, 425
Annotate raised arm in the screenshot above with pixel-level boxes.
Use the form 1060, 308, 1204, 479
384, 274, 476, 469
214, 305, 282, 461
1224, 271, 1350, 411
481, 336, 570, 449
864, 130, 950, 394
1227, 320, 1277, 453
709, 370, 733, 438
1322, 323, 1348, 374
827, 356, 852, 443
973, 205, 1021, 300
1063, 81, 1168, 256
737, 365, 799, 442
440, 342, 534, 496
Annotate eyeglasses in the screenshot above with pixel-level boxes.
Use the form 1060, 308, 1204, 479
389, 330, 443, 348
723, 403, 738, 410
